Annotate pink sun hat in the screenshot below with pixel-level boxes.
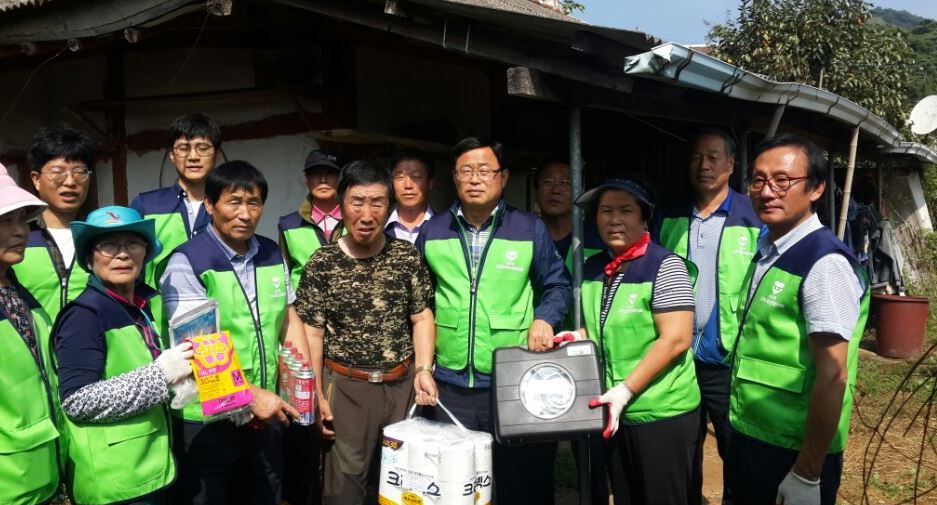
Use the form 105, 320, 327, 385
0, 162, 46, 220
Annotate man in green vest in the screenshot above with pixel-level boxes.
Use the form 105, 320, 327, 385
14, 127, 93, 321
416, 137, 571, 504
131, 112, 218, 290
654, 128, 760, 503
729, 135, 868, 505
278, 148, 342, 288
160, 161, 306, 505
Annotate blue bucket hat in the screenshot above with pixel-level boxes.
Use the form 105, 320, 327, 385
71, 206, 163, 272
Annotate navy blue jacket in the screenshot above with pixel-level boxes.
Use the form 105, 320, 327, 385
130, 180, 210, 237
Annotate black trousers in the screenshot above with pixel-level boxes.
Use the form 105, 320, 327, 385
606, 408, 701, 505
282, 423, 321, 505
693, 361, 733, 503
173, 419, 285, 505
428, 381, 557, 505
572, 438, 610, 505
729, 429, 843, 505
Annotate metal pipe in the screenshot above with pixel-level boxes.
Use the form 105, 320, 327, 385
837, 127, 860, 239
827, 149, 836, 231
738, 129, 749, 191
765, 104, 786, 139
568, 104, 590, 505
569, 105, 584, 328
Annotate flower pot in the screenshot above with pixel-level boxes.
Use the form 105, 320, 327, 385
872, 294, 929, 359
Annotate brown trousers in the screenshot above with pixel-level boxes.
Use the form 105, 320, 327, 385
321, 366, 414, 505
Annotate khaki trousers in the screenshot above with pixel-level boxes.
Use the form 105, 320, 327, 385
321, 366, 414, 505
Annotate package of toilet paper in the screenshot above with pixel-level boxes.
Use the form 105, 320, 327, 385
378, 401, 493, 505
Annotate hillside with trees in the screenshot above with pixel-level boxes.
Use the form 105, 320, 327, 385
872, 7, 937, 101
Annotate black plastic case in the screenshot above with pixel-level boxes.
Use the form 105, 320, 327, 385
492, 340, 604, 443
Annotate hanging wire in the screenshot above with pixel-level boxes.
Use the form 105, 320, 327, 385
0, 45, 69, 128
169, 8, 211, 84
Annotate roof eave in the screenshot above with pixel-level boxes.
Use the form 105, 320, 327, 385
624, 42, 936, 165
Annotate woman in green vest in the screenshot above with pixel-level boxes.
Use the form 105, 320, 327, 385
53, 206, 194, 505
0, 162, 63, 505
563, 179, 702, 504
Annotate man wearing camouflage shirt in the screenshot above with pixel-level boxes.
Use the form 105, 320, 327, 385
296, 160, 437, 505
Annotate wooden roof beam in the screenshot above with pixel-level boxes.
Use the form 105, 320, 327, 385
269, 0, 635, 95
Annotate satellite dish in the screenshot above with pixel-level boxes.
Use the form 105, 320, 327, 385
909, 95, 937, 135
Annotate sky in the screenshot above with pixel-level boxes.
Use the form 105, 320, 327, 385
579, 1, 937, 44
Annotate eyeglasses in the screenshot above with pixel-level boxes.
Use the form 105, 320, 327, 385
539, 179, 571, 189
172, 143, 215, 157
95, 240, 147, 257
454, 166, 504, 181
749, 175, 810, 194
42, 167, 92, 185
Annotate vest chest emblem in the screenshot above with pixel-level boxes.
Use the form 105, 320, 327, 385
733, 235, 754, 257
496, 250, 524, 273
616, 291, 643, 315
271, 276, 285, 298
758, 280, 786, 309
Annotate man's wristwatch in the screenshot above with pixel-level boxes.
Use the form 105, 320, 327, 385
414, 364, 433, 375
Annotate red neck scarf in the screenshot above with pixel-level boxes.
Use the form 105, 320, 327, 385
604, 231, 650, 277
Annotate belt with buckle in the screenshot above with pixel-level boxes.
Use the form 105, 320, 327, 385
324, 357, 413, 383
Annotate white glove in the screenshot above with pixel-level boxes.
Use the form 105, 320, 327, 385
156, 342, 194, 384
552, 330, 584, 345
588, 382, 634, 439
776, 469, 820, 505
169, 377, 199, 409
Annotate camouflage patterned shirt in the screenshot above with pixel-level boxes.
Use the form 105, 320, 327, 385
295, 238, 433, 367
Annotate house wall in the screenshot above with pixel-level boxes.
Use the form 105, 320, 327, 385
0, 42, 511, 237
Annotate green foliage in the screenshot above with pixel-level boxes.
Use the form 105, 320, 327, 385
922, 167, 937, 224
906, 21, 937, 100
707, 0, 915, 127
560, 1, 584, 14
871, 7, 928, 29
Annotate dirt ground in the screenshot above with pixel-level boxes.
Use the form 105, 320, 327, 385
555, 348, 937, 505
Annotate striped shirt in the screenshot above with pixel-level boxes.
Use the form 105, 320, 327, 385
599, 255, 695, 328
750, 214, 865, 341
688, 194, 731, 336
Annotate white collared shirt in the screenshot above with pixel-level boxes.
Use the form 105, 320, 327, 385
385, 207, 434, 243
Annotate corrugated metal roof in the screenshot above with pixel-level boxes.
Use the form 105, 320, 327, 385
624, 43, 937, 165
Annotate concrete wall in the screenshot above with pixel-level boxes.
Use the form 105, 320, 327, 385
887, 171, 933, 232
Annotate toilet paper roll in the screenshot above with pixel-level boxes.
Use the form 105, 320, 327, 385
438, 438, 476, 481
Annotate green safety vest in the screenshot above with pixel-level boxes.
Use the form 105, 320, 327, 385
56, 288, 174, 504
145, 211, 188, 285
278, 211, 327, 289
657, 191, 761, 362
15, 233, 89, 322
422, 207, 536, 382
557, 225, 603, 330
582, 244, 700, 424
173, 233, 289, 421
730, 228, 869, 452
0, 297, 61, 505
